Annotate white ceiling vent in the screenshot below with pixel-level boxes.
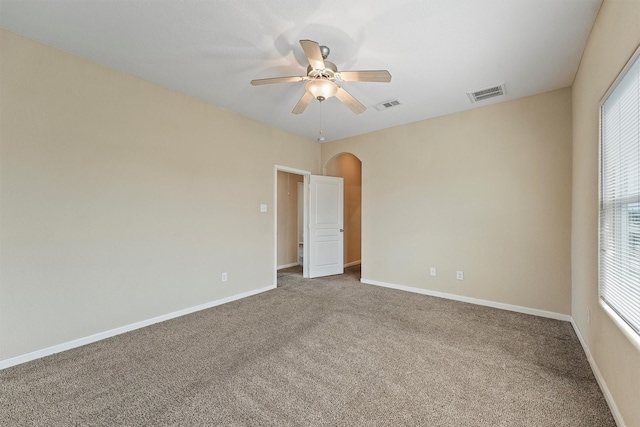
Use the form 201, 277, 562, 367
467, 84, 506, 103
374, 99, 402, 111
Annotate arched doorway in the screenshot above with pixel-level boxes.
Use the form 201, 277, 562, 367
325, 153, 362, 271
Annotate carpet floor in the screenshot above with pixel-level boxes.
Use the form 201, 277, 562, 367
1, 266, 615, 426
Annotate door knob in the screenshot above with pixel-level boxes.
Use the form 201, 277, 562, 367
340, 229, 344, 232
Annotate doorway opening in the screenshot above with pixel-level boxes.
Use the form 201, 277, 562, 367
324, 153, 362, 278
275, 166, 310, 286
275, 164, 353, 285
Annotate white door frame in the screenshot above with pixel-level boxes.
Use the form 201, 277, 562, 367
274, 165, 311, 283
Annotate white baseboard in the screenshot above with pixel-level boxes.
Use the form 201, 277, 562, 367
279, 260, 359, 270
277, 262, 299, 270
570, 320, 626, 427
0, 284, 276, 370
360, 278, 572, 322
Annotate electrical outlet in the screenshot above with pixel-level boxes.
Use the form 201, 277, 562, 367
221, 272, 228, 282
430, 267, 437, 277
456, 271, 464, 280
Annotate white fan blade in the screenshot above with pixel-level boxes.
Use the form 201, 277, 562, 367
336, 70, 392, 82
335, 87, 366, 114
292, 91, 315, 114
251, 76, 306, 85
300, 40, 325, 70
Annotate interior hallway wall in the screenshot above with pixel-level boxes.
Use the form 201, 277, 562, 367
571, 0, 640, 425
325, 153, 362, 266
0, 30, 321, 361
277, 171, 304, 268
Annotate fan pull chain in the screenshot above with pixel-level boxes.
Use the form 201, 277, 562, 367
318, 99, 325, 142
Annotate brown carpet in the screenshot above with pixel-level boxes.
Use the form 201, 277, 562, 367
1, 266, 615, 426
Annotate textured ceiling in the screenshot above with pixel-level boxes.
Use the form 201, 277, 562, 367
0, 0, 602, 142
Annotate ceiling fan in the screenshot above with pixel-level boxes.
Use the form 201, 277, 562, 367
251, 40, 391, 114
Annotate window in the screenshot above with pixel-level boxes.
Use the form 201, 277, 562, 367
599, 45, 640, 340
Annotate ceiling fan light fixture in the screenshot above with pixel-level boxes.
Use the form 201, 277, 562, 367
306, 79, 338, 100
251, 39, 390, 115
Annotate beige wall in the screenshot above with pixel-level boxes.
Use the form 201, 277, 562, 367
571, 1, 640, 425
0, 30, 321, 361
322, 88, 573, 315
325, 153, 362, 266
277, 171, 304, 267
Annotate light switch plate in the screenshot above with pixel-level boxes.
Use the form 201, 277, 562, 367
260, 204, 267, 213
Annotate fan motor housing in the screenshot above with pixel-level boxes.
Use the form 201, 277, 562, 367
307, 61, 338, 79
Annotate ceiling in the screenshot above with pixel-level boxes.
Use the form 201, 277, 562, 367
0, 0, 602, 143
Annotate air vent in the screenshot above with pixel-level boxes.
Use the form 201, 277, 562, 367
467, 84, 506, 103
374, 99, 402, 111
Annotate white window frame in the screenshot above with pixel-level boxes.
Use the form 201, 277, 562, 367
598, 44, 640, 352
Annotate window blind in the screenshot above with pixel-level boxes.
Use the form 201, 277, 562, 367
600, 48, 640, 336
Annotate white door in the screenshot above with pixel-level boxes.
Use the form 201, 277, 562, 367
309, 175, 344, 278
